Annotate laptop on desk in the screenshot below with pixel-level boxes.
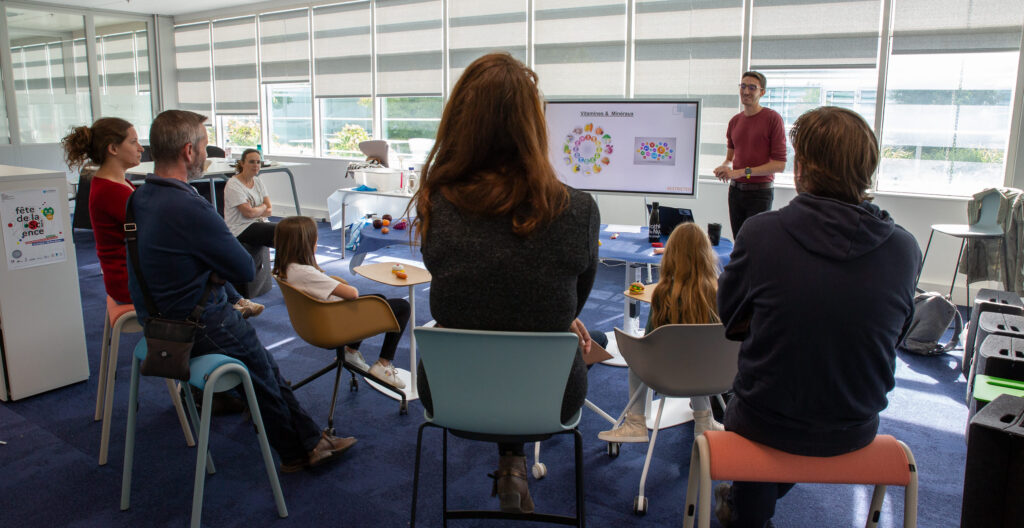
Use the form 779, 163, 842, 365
646, 204, 695, 241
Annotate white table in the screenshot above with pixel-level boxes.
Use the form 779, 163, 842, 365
351, 261, 431, 402
327, 186, 414, 258
127, 160, 306, 215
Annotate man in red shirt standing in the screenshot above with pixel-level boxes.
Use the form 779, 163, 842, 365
714, 71, 788, 239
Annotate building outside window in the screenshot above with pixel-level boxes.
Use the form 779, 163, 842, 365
320, 97, 373, 158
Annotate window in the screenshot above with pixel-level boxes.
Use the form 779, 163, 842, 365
0, 65, 8, 144
265, 84, 313, 156
381, 96, 442, 157
877, 0, 1024, 195
174, 22, 213, 115
212, 17, 258, 115
218, 115, 261, 150
760, 69, 878, 184
7, 7, 92, 144
447, 0, 527, 92
633, 0, 743, 176
95, 17, 153, 139
534, 0, 627, 97
878, 52, 1017, 195
320, 97, 373, 159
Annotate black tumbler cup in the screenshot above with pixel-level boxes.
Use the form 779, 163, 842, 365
708, 223, 722, 246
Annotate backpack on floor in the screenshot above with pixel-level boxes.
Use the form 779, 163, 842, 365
900, 290, 963, 356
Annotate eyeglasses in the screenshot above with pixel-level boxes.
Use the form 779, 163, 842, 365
738, 83, 761, 91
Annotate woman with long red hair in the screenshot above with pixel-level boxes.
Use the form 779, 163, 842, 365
412, 52, 600, 514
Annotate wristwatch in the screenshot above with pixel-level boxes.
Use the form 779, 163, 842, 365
745, 167, 752, 179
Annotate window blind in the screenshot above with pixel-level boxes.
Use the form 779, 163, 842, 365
375, 0, 443, 96
260, 9, 310, 84
750, 0, 880, 68
174, 23, 213, 114
534, 0, 627, 97
447, 0, 527, 92
99, 33, 137, 93
891, 0, 1024, 54
312, 1, 372, 98
634, 0, 743, 174
136, 31, 150, 93
212, 16, 258, 114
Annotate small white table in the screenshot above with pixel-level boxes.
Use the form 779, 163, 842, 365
351, 261, 431, 401
327, 186, 414, 258
127, 160, 306, 215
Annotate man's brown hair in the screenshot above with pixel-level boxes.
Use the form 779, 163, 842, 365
149, 110, 207, 168
789, 106, 877, 204
742, 71, 766, 90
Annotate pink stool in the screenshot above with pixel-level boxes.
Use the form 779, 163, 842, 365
684, 431, 918, 528
95, 295, 194, 465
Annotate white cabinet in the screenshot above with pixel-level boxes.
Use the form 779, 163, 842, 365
0, 165, 88, 400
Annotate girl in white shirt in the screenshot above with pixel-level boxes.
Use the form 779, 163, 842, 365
273, 216, 410, 389
224, 149, 277, 248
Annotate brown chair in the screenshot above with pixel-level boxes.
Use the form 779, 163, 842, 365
275, 276, 408, 430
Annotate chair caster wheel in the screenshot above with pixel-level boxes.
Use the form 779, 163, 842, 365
400, 401, 408, 415
608, 442, 620, 457
532, 462, 547, 479
633, 495, 648, 516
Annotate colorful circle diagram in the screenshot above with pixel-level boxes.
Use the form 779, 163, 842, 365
636, 140, 674, 162
562, 123, 613, 175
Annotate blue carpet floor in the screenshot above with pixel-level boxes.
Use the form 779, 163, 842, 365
0, 221, 969, 527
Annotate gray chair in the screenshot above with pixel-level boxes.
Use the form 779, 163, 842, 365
919, 191, 1008, 305
613, 324, 739, 516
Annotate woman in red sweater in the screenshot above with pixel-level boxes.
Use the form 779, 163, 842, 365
62, 118, 263, 315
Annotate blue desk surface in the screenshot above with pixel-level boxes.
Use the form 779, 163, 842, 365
354, 222, 732, 268
599, 225, 732, 267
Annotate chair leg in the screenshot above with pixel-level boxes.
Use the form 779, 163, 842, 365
900, 441, 919, 528
573, 429, 585, 528
916, 229, 935, 287
442, 429, 449, 528
410, 423, 428, 527
696, 437, 713, 528
183, 387, 216, 475
165, 380, 196, 447
99, 321, 124, 466
637, 392, 667, 507
950, 238, 966, 300
120, 356, 142, 511
238, 368, 288, 519
683, 438, 703, 528
327, 363, 344, 434
190, 383, 219, 528
95, 310, 113, 421
865, 484, 886, 528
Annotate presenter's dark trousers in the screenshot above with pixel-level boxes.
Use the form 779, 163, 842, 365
728, 184, 774, 239
237, 220, 278, 248
725, 482, 794, 528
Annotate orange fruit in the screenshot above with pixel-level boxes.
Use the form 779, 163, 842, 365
382, 219, 391, 226
381, 227, 390, 234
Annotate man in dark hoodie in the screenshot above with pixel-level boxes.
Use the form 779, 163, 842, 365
714, 106, 921, 528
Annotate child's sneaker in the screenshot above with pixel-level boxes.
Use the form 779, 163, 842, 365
693, 409, 724, 437
343, 347, 370, 371
597, 413, 648, 443
369, 361, 406, 389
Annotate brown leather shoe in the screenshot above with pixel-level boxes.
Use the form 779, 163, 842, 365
490, 455, 534, 514
279, 432, 357, 473
308, 432, 357, 468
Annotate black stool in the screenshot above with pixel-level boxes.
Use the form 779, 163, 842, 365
962, 394, 1024, 527
963, 289, 1024, 376
234, 243, 271, 298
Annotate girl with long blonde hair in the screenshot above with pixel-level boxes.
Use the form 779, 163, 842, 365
599, 222, 723, 442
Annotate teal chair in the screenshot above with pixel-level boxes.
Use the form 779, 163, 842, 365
410, 327, 585, 527
120, 341, 287, 528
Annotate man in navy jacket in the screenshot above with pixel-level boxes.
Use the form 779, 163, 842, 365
714, 107, 921, 527
128, 110, 355, 472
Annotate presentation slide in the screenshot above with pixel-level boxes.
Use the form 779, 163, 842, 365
545, 101, 700, 196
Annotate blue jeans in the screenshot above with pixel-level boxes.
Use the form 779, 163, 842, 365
193, 304, 321, 462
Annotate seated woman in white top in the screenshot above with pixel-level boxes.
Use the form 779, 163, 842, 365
273, 216, 411, 389
224, 148, 277, 248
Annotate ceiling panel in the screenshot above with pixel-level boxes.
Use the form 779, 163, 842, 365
16, 0, 259, 17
